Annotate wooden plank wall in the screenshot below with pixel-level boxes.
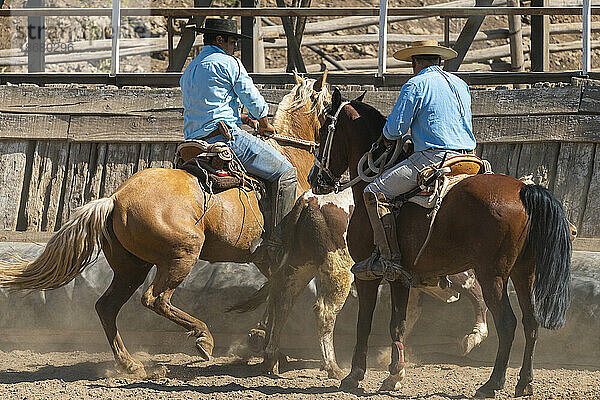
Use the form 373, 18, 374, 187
0, 80, 599, 243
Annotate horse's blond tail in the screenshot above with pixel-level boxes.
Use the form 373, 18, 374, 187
0, 197, 115, 291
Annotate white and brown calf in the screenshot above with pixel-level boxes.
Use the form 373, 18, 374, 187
248, 188, 488, 378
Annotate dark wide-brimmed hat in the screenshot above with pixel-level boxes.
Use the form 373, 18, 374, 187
393, 40, 458, 62
185, 18, 251, 40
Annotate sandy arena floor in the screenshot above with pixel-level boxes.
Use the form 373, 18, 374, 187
0, 350, 598, 399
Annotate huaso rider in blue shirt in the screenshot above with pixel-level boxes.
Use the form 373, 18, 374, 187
180, 18, 297, 259
357, 40, 476, 280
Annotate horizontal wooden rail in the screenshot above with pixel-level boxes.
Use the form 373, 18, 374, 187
0, 7, 598, 18
0, 82, 598, 236
1, 72, 600, 87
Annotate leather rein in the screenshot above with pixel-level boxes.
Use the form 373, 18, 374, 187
312, 101, 405, 193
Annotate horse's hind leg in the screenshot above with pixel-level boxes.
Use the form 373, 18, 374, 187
475, 275, 517, 398
314, 252, 353, 380
96, 229, 153, 376
450, 270, 489, 355
379, 280, 410, 392
511, 262, 539, 397
141, 254, 214, 361
340, 277, 381, 391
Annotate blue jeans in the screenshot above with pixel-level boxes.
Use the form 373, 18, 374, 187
204, 125, 293, 183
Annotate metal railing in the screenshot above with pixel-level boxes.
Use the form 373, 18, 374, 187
0, 4, 598, 78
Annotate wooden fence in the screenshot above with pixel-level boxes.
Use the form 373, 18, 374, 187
0, 80, 599, 249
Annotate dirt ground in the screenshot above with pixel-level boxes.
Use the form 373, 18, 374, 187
0, 350, 598, 399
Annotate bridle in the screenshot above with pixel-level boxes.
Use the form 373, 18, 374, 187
312, 101, 406, 194
311, 100, 351, 192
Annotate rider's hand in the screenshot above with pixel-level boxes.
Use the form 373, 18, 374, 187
258, 116, 276, 137
381, 134, 393, 148
241, 114, 259, 130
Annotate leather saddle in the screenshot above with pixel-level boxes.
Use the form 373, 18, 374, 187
175, 140, 263, 195
404, 154, 491, 209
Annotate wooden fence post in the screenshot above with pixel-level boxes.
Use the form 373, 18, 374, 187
531, 0, 549, 71
444, 17, 451, 47
27, 0, 45, 72
166, 0, 213, 72
241, 0, 255, 72
254, 4, 265, 72
443, 0, 494, 72
507, 0, 524, 87
111, 0, 120, 75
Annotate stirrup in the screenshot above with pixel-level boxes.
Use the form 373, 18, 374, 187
351, 250, 383, 280
380, 257, 417, 286
351, 250, 417, 286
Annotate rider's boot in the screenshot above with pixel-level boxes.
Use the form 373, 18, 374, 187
251, 168, 298, 268
352, 191, 403, 281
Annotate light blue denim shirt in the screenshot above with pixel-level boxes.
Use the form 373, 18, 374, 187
180, 45, 269, 139
383, 65, 476, 152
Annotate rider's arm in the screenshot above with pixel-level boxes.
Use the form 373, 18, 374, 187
383, 82, 418, 141
230, 59, 269, 121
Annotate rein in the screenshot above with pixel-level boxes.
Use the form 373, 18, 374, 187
268, 132, 318, 153
259, 86, 327, 153
313, 101, 405, 193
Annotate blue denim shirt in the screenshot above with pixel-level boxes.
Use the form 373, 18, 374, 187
180, 45, 269, 139
383, 65, 476, 152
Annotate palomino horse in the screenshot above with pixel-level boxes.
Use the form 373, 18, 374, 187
0, 74, 334, 377
308, 90, 573, 397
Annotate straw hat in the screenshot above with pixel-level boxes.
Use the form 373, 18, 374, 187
393, 40, 458, 62
186, 18, 251, 40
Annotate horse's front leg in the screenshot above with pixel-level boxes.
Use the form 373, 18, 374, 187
379, 280, 410, 392
340, 277, 381, 391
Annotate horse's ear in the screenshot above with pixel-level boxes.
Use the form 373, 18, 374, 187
332, 87, 342, 110
355, 90, 367, 102
293, 71, 303, 86
314, 69, 328, 91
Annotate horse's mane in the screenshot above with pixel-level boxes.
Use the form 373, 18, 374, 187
272, 79, 331, 139
348, 99, 387, 143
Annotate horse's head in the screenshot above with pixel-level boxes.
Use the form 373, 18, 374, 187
272, 70, 331, 144
309, 88, 387, 195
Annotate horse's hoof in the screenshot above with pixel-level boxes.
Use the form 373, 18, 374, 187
378, 369, 405, 392
248, 328, 267, 353
339, 369, 363, 391
118, 358, 147, 377
474, 384, 497, 398
195, 336, 214, 361
461, 334, 478, 355
145, 365, 169, 379
325, 365, 345, 380
515, 381, 533, 397
339, 376, 359, 391
277, 353, 290, 373
260, 358, 279, 376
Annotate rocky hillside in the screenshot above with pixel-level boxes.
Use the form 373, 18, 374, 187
0, 0, 599, 73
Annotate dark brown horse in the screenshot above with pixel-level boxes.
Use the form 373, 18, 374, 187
308, 89, 574, 397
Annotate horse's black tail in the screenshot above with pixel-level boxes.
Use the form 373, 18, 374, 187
226, 281, 271, 313
519, 184, 572, 330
